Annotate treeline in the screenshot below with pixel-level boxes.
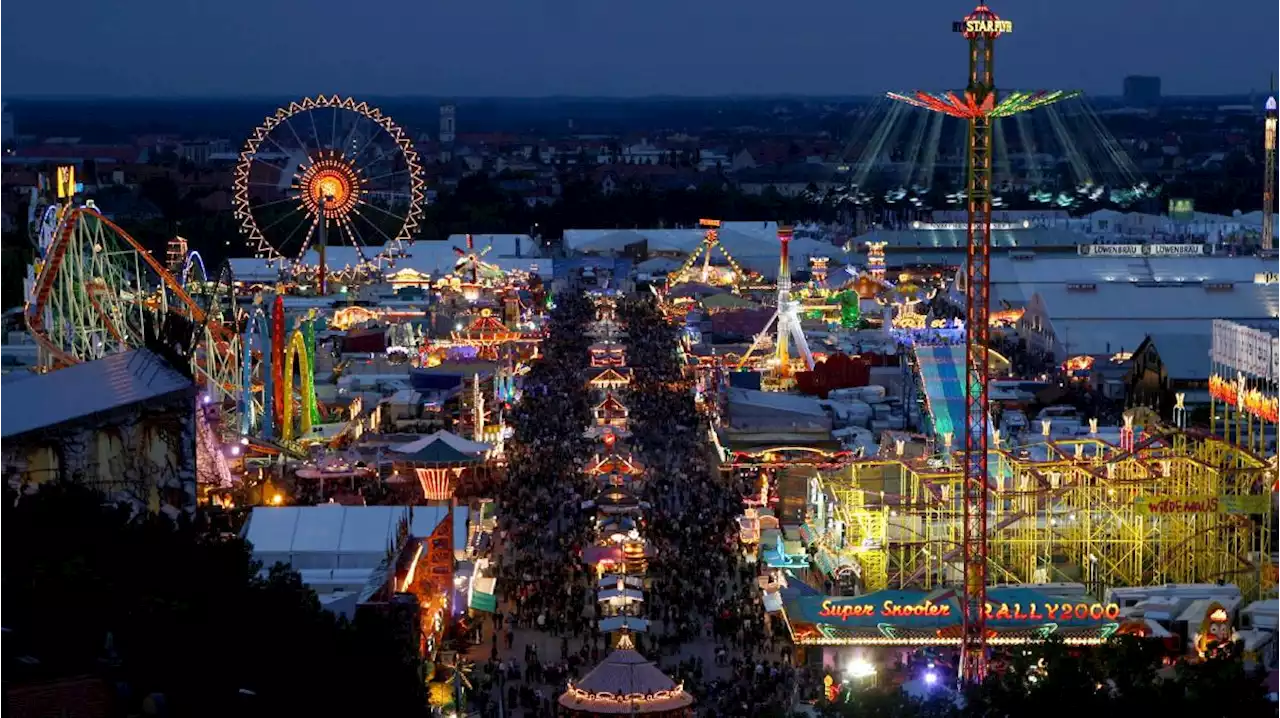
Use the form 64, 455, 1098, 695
5, 482, 428, 717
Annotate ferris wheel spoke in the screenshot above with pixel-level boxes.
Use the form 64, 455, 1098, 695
350, 205, 399, 248
249, 159, 292, 176
339, 221, 372, 264
338, 109, 363, 158
252, 195, 303, 212
255, 207, 304, 236
346, 121, 386, 169
361, 168, 412, 184
274, 211, 317, 258
330, 108, 339, 156
280, 115, 314, 162
294, 219, 321, 260
260, 131, 302, 167
246, 180, 293, 190
307, 110, 324, 153
356, 199, 410, 225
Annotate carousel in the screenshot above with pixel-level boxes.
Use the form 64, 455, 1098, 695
558, 634, 694, 717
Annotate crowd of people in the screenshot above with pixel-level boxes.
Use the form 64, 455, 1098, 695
461, 290, 804, 717
618, 295, 798, 717
467, 290, 603, 717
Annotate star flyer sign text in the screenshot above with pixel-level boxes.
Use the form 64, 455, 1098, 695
816, 599, 1120, 622
1078, 244, 1206, 257
951, 18, 1013, 34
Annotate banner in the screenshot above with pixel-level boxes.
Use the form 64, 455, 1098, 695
1078, 244, 1205, 257
1134, 494, 1270, 516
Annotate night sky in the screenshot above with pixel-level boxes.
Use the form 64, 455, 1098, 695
3, 0, 1277, 97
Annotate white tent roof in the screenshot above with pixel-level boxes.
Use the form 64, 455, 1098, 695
245, 505, 449, 571
2, 349, 193, 439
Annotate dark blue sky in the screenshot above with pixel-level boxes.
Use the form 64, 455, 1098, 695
3, 0, 1276, 97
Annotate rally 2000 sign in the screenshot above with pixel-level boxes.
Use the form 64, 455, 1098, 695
816, 599, 1121, 622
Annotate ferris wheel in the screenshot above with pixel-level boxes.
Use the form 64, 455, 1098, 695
232, 95, 426, 270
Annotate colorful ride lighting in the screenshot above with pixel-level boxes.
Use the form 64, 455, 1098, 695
956, 4, 1011, 38
887, 89, 1078, 119
989, 90, 1080, 118
886, 91, 994, 119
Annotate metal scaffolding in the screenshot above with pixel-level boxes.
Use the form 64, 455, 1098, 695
821, 430, 1274, 602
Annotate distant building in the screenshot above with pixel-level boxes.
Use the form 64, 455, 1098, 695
1123, 76, 1162, 106
1, 103, 13, 145
439, 104, 456, 162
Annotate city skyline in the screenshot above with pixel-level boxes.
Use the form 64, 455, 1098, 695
2, 0, 1277, 99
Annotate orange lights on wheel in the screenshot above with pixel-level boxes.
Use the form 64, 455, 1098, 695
297, 155, 362, 221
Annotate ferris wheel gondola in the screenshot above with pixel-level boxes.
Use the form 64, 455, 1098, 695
232, 95, 426, 279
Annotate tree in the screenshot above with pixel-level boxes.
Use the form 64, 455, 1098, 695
4, 481, 428, 717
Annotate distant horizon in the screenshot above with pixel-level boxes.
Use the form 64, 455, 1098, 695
2, 91, 1268, 103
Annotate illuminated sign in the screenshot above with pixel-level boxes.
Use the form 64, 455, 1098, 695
1209, 374, 1279, 422
1168, 197, 1195, 221
1078, 244, 1206, 257
1133, 494, 1270, 516
56, 166, 76, 200
952, 19, 1013, 34
816, 599, 1119, 622
1255, 273, 1279, 284
912, 222, 1025, 231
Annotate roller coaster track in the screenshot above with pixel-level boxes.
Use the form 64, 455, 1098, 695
25, 207, 239, 488
26, 206, 237, 368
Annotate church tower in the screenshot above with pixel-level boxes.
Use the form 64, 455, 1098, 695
439, 104, 456, 162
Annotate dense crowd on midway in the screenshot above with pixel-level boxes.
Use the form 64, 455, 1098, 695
617, 295, 823, 716
461, 289, 828, 717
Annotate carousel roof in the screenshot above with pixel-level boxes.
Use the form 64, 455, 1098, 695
589, 367, 632, 385
394, 441, 481, 465
559, 637, 693, 715
594, 393, 628, 412
392, 430, 490, 456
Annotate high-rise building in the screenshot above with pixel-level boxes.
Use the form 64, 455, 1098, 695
1122, 76, 1162, 106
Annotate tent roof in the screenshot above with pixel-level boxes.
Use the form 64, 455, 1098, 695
391, 430, 490, 456
2, 349, 193, 439
245, 505, 449, 556
394, 440, 481, 464
562, 646, 692, 714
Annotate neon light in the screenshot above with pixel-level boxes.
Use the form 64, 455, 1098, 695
242, 309, 273, 437
181, 250, 208, 286
271, 295, 285, 430
281, 328, 317, 442
816, 599, 1120, 622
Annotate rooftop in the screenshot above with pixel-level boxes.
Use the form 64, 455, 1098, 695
559, 639, 693, 715
1, 349, 193, 439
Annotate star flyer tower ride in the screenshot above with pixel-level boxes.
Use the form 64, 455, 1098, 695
886, 4, 1077, 685
1263, 95, 1276, 252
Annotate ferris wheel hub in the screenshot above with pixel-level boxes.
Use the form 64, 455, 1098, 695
298, 157, 361, 221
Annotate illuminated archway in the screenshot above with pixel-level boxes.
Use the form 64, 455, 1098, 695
281, 329, 317, 441
242, 309, 272, 437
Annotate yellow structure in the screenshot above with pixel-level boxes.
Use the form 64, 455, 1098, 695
818, 429, 1274, 599
281, 329, 316, 442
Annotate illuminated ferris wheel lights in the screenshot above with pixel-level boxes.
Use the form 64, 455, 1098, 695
233, 94, 426, 271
